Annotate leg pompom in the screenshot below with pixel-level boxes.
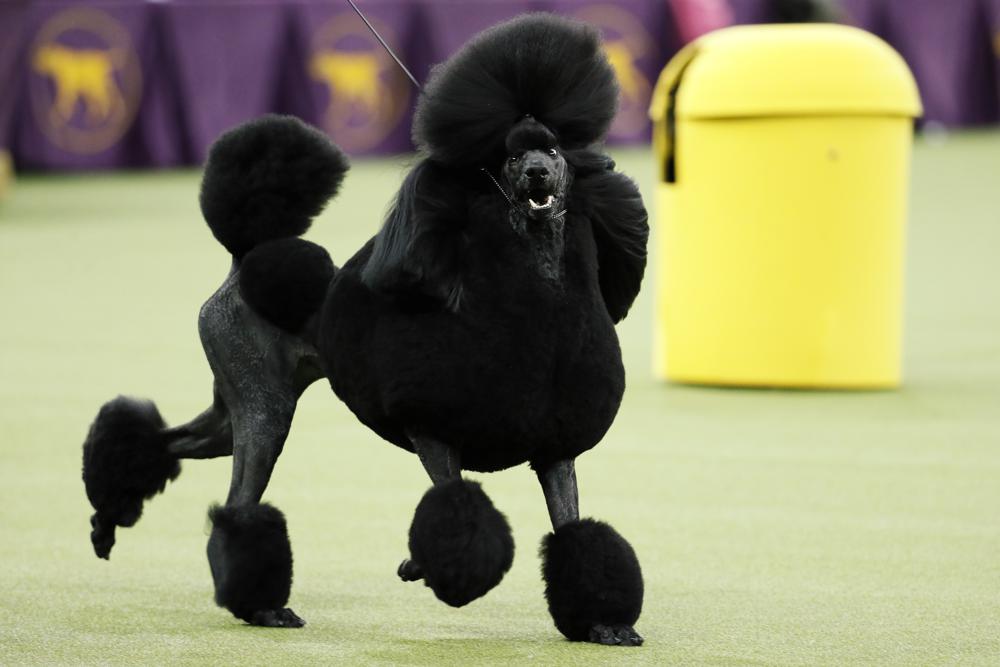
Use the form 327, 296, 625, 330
207, 503, 300, 626
81, 396, 180, 559
540, 519, 644, 645
408, 479, 514, 607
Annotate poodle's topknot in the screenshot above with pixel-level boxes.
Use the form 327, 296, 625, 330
413, 13, 619, 167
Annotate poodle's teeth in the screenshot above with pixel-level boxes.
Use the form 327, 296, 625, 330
528, 195, 554, 210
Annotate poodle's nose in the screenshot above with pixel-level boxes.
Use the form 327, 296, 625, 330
525, 165, 549, 181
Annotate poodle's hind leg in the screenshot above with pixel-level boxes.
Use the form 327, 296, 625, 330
399, 435, 514, 607
81, 388, 232, 560
164, 388, 233, 460
536, 458, 645, 646
200, 276, 319, 628
205, 373, 304, 627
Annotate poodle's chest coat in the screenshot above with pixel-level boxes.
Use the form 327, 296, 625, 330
318, 211, 625, 473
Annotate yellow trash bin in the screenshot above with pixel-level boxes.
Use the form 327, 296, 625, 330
649, 24, 922, 389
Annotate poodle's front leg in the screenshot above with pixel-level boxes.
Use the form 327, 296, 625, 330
538, 458, 579, 528
536, 458, 645, 646
399, 434, 514, 606
412, 434, 462, 485
397, 436, 461, 582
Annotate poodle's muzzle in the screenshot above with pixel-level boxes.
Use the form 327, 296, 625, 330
504, 149, 569, 222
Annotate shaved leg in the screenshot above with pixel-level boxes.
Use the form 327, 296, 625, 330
398, 434, 512, 604
536, 459, 580, 529
195, 260, 323, 629
165, 388, 233, 459
224, 400, 294, 506
410, 433, 462, 485
398, 433, 462, 581
536, 457, 643, 646
205, 388, 302, 628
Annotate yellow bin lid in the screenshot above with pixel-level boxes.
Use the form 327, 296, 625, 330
650, 24, 923, 120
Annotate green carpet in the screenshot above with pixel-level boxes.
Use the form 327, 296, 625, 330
1, 132, 998, 666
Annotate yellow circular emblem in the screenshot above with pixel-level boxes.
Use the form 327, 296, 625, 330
29, 8, 142, 155
309, 15, 412, 153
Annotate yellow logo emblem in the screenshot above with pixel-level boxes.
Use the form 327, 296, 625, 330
309, 15, 411, 153
29, 8, 142, 154
573, 5, 655, 139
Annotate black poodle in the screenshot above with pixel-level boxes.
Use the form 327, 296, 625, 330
82, 14, 648, 646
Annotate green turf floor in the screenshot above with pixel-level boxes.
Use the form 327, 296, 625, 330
1, 132, 998, 666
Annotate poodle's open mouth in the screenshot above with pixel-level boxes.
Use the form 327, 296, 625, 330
528, 194, 554, 211
518, 187, 561, 219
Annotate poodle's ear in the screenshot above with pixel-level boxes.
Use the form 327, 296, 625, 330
361, 160, 465, 310
569, 152, 649, 323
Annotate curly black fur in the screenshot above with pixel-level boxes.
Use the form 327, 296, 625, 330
321, 15, 644, 473
358, 147, 645, 325
540, 519, 644, 641
207, 503, 293, 623
566, 158, 648, 323
408, 479, 514, 607
240, 238, 336, 334
361, 159, 467, 310
199, 114, 349, 258
82, 396, 180, 559
413, 13, 618, 168
505, 117, 558, 153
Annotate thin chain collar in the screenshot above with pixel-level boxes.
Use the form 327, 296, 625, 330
479, 167, 566, 219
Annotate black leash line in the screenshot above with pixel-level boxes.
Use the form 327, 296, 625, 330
348, 1, 563, 219
347, 0, 423, 92
479, 168, 516, 208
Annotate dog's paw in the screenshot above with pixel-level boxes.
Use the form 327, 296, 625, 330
587, 624, 643, 647
249, 608, 306, 628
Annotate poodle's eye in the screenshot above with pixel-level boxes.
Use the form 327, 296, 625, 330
508, 155, 519, 164
547, 148, 558, 157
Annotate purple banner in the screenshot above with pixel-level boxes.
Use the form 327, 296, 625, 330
160, 1, 289, 163
838, 0, 888, 35
668, 0, 734, 43
420, 0, 534, 68
881, 0, 998, 126
990, 0, 1000, 117
725, 0, 770, 24
290, 0, 419, 156
0, 1, 30, 152
14, 1, 184, 169
546, 0, 681, 144
7, 0, 1000, 170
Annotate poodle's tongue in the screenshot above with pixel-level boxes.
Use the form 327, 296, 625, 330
528, 195, 554, 210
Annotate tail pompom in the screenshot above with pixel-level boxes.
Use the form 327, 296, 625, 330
408, 479, 514, 607
82, 396, 180, 559
199, 115, 349, 258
